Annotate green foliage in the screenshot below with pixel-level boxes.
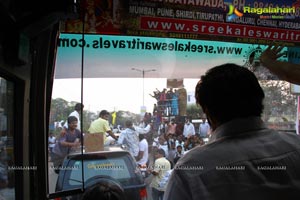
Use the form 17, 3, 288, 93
260, 80, 297, 122
186, 104, 203, 119
50, 98, 72, 123
50, 98, 94, 133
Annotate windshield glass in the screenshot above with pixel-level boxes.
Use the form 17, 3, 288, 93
47, 0, 300, 196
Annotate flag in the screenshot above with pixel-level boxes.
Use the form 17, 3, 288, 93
112, 111, 117, 125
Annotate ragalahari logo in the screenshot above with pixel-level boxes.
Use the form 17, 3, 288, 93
227, 4, 243, 21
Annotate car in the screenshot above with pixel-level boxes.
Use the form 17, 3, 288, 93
54, 147, 147, 200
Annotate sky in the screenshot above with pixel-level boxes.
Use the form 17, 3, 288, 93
52, 78, 199, 114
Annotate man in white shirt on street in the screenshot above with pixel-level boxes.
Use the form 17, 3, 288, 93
136, 134, 149, 166
183, 117, 195, 139
199, 117, 210, 138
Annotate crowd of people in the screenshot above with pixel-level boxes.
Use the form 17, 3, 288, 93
48, 102, 210, 199
117, 115, 210, 199
149, 87, 187, 117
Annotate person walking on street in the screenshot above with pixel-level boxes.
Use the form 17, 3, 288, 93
48, 132, 56, 153
136, 134, 149, 167
149, 148, 171, 200
51, 116, 81, 173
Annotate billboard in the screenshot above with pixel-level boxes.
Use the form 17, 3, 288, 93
62, 0, 300, 45
55, 33, 291, 79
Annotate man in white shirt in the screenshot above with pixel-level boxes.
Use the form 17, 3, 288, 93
136, 134, 148, 166
199, 118, 210, 138
183, 118, 195, 138
135, 121, 153, 135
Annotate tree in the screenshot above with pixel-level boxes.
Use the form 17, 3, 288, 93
260, 80, 297, 123
50, 98, 94, 133
50, 98, 72, 124
186, 104, 203, 119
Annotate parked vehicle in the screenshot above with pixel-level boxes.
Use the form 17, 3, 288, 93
55, 148, 147, 200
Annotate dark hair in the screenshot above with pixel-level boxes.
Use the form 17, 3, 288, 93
125, 120, 133, 127
81, 181, 125, 200
157, 148, 166, 157
99, 110, 110, 117
67, 116, 78, 124
139, 134, 145, 141
195, 63, 264, 124
75, 103, 84, 111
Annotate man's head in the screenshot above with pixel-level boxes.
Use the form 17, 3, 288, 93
75, 103, 84, 112
67, 116, 78, 129
125, 120, 133, 128
176, 145, 182, 153
138, 133, 145, 141
99, 110, 110, 120
185, 117, 191, 124
155, 148, 166, 159
195, 63, 264, 130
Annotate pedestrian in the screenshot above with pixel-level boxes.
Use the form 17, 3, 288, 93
198, 117, 210, 138
51, 116, 81, 173
167, 119, 176, 136
173, 145, 183, 165
182, 117, 195, 139
48, 132, 56, 153
136, 134, 149, 167
177, 86, 187, 116
117, 120, 139, 159
164, 63, 300, 200
149, 148, 171, 200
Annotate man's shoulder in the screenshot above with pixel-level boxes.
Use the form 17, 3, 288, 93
75, 129, 81, 135
120, 129, 127, 134
140, 139, 148, 145
156, 157, 171, 165
69, 111, 79, 117
276, 131, 300, 146
141, 139, 148, 146
176, 130, 300, 170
